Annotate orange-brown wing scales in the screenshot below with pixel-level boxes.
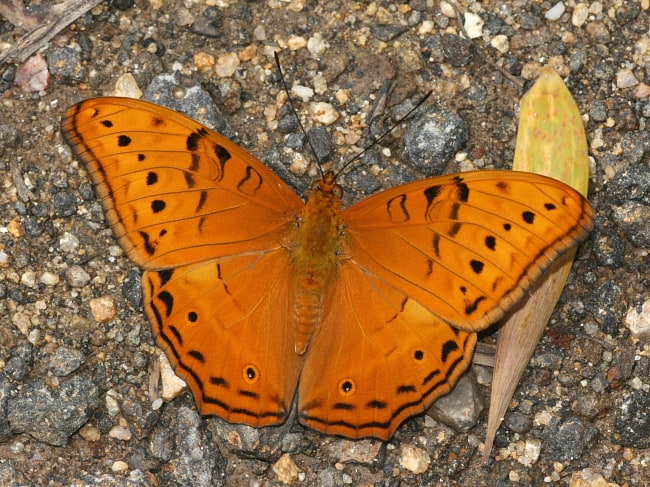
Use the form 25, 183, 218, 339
143, 250, 302, 426
61, 97, 303, 269
342, 171, 594, 331
299, 263, 476, 439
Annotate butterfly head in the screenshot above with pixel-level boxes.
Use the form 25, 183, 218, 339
311, 171, 343, 198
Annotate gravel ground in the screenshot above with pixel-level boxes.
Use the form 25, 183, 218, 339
1, 0, 649, 485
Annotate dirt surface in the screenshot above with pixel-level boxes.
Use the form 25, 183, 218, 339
0, 1, 649, 485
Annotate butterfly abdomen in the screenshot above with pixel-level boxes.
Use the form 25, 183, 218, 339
291, 176, 344, 355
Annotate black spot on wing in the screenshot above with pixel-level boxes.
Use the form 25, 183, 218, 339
441, 340, 459, 363
157, 290, 174, 317
117, 134, 131, 147
387, 194, 409, 223
470, 259, 484, 274
485, 235, 497, 251
158, 269, 174, 285
455, 181, 469, 202
522, 211, 536, 224
139, 231, 156, 255
146, 172, 158, 185
151, 199, 166, 213
188, 350, 205, 363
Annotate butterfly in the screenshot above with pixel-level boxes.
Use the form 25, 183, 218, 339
61, 97, 594, 439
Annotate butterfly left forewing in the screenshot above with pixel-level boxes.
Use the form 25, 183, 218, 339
62, 97, 304, 269
340, 170, 594, 332
298, 262, 476, 439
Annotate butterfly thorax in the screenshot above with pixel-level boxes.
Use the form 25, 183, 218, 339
291, 172, 343, 355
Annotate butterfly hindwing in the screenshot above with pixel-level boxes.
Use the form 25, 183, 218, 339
299, 262, 476, 439
143, 249, 302, 426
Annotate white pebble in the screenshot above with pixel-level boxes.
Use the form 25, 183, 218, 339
111, 73, 143, 99
439, 1, 456, 17
291, 84, 314, 102
464, 12, 484, 38
400, 444, 431, 474
159, 351, 187, 401
111, 460, 129, 472
625, 299, 650, 341
59, 232, 79, 253
307, 33, 327, 55
40, 271, 60, 286
545, 1, 565, 20
490, 35, 510, 53
66, 265, 91, 287
572, 3, 589, 27
20, 271, 36, 288
214, 52, 240, 78
287, 35, 307, 51
253, 25, 266, 41
310, 102, 339, 125
109, 425, 132, 441
616, 68, 639, 89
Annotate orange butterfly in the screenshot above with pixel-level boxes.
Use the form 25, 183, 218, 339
62, 97, 594, 439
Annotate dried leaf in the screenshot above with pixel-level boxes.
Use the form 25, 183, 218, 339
483, 67, 590, 461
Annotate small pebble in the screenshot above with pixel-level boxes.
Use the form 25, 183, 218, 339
111, 460, 129, 472
7, 219, 25, 238
399, 444, 431, 474
109, 425, 133, 441
193, 52, 216, 72
65, 265, 91, 287
545, 1, 566, 20
89, 296, 117, 323
59, 232, 79, 253
79, 423, 101, 442
572, 3, 589, 27
159, 350, 187, 401
625, 299, 650, 341
291, 84, 314, 102
287, 35, 307, 51
105, 390, 122, 417
307, 33, 327, 55
15, 53, 50, 92
20, 271, 36, 288
616, 68, 638, 89
310, 102, 338, 124
272, 453, 300, 483
491, 35, 510, 53
215, 52, 240, 78
111, 73, 142, 98
40, 271, 60, 286
464, 12, 484, 39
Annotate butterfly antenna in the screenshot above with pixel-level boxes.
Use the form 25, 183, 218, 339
274, 51, 325, 179
333, 89, 433, 180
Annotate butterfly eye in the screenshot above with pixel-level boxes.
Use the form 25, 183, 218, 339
332, 185, 343, 198
311, 180, 321, 191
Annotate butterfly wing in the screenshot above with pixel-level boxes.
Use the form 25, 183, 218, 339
338, 170, 595, 332
298, 170, 593, 438
298, 262, 476, 439
62, 97, 305, 427
144, 251, 301, 426
62, 97, 304, 269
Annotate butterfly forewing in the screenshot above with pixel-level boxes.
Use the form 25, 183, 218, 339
62, 97, 304, 269
340, 171, 595, 332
